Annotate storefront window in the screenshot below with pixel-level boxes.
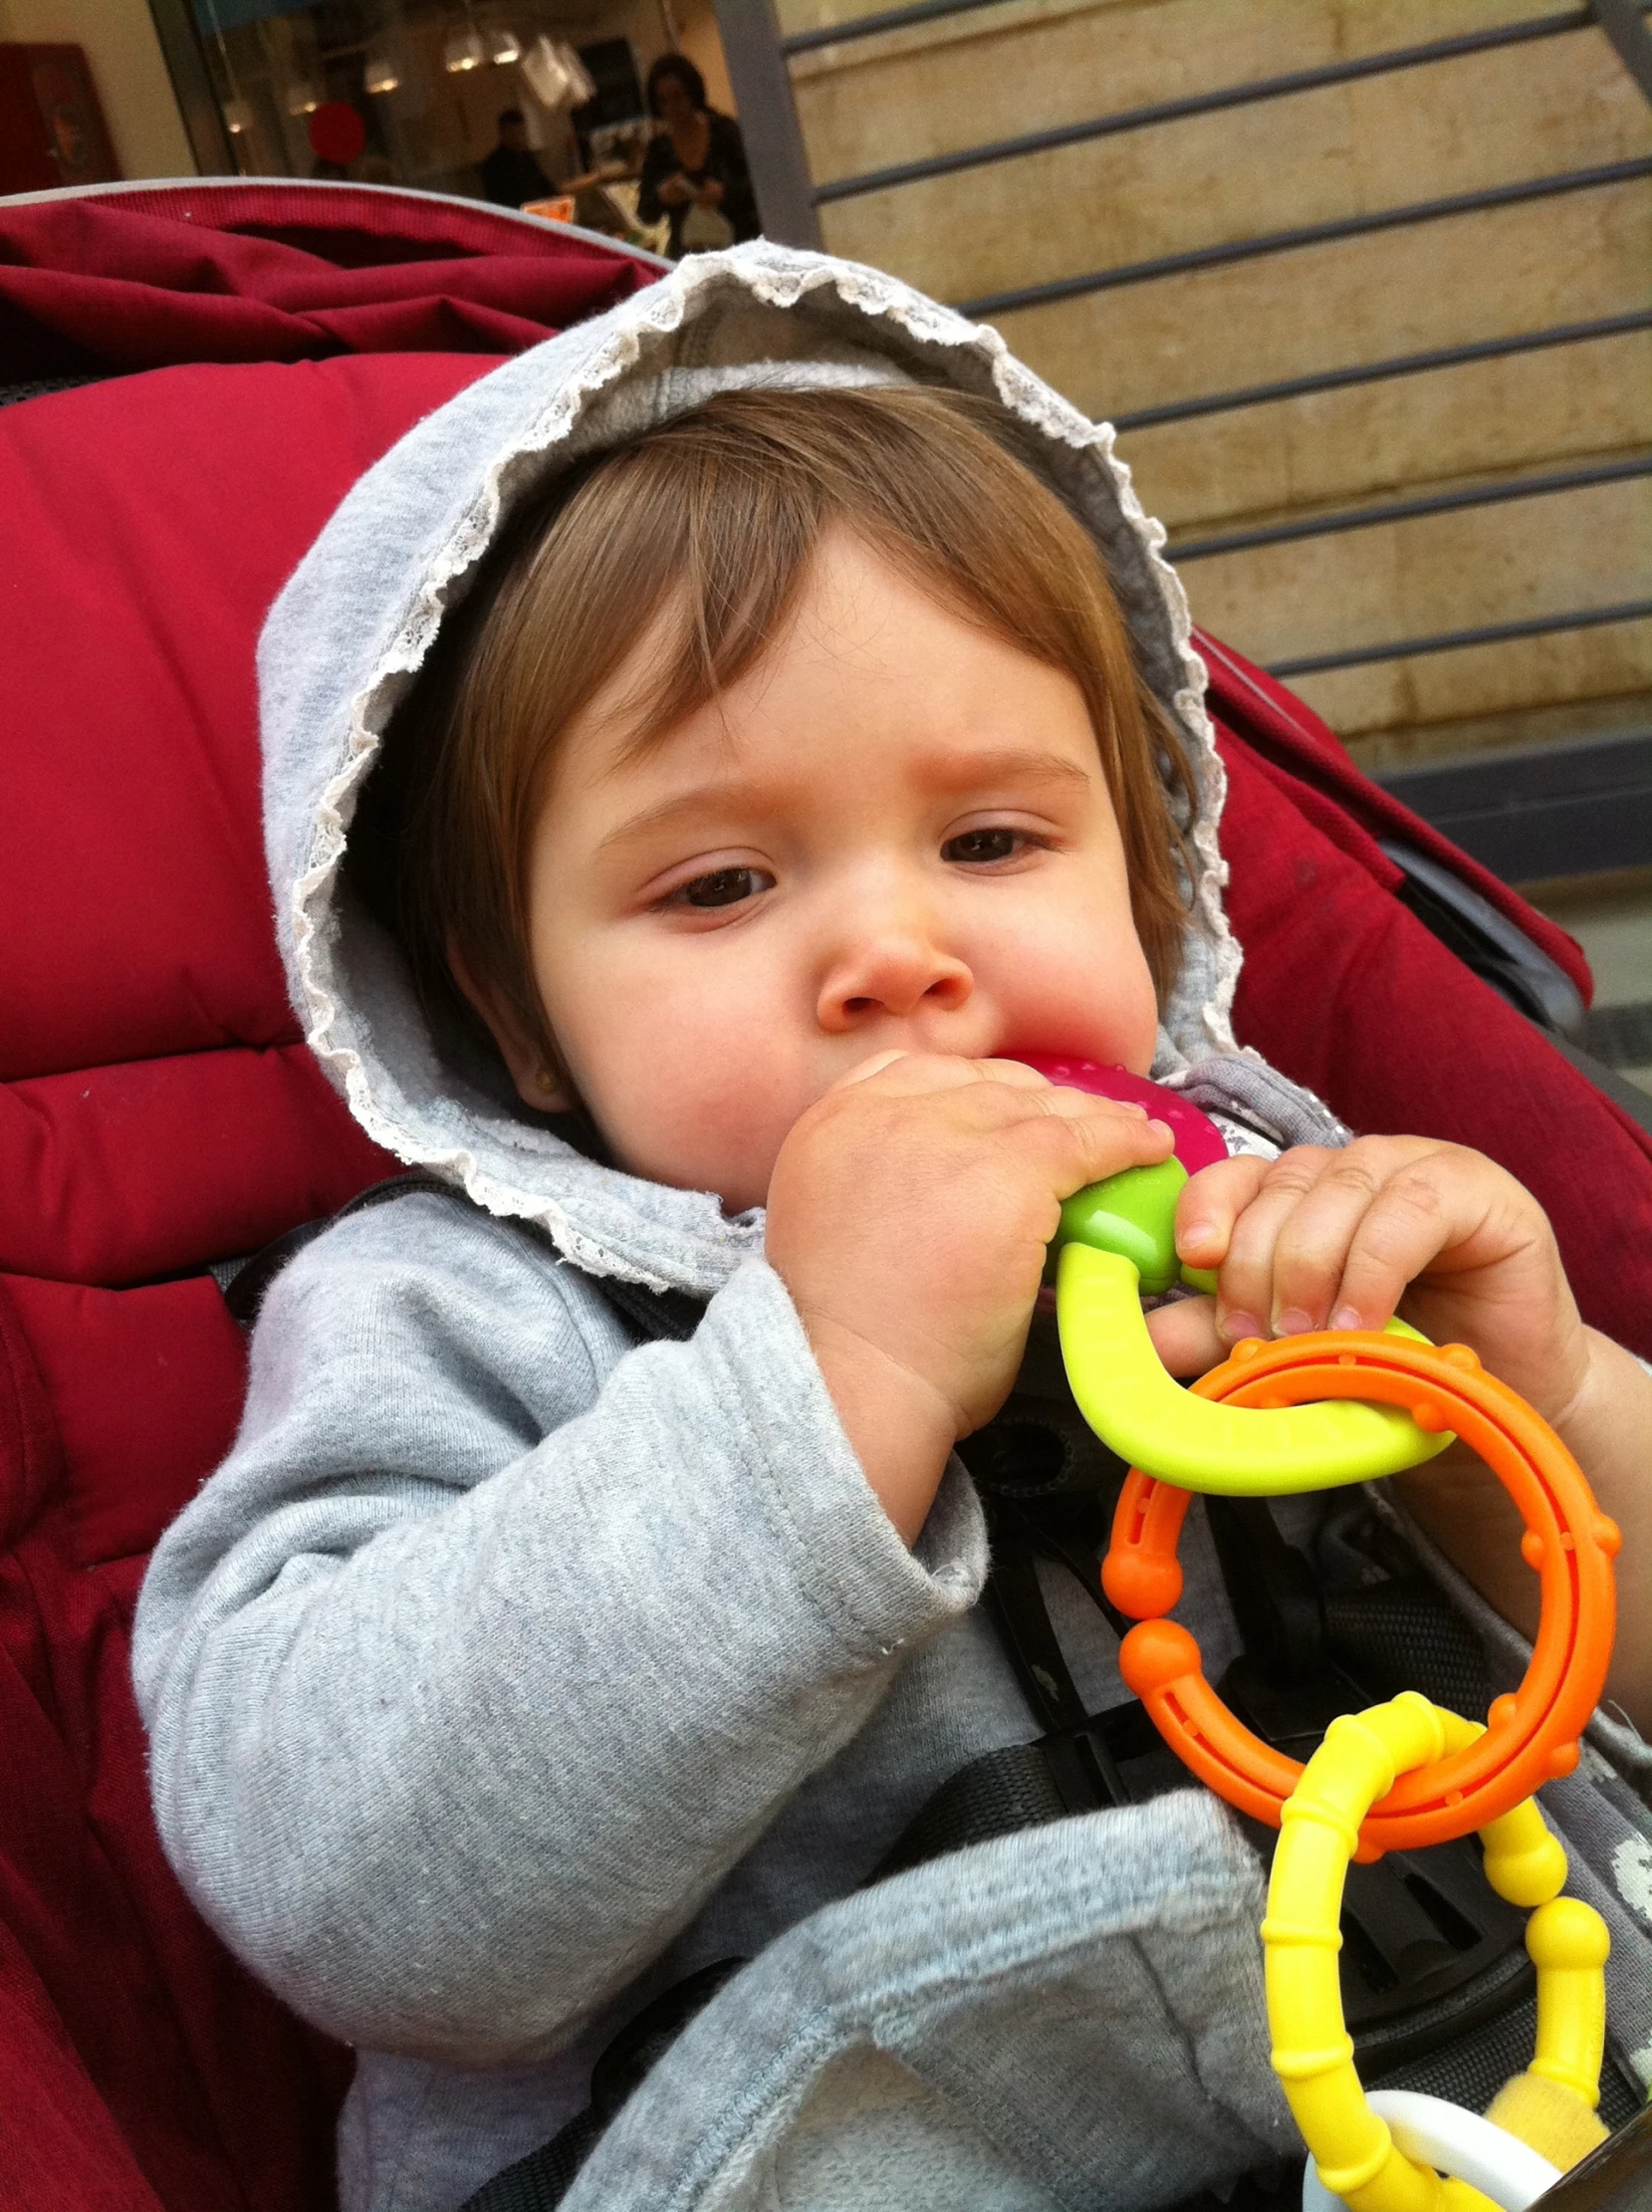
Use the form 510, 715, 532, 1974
168, 0, 735, 246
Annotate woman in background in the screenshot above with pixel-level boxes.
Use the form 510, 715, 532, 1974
637, 54, 759, 257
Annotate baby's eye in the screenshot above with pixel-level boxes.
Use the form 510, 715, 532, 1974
943, 829, 1023, 864
671, 865, 773, 908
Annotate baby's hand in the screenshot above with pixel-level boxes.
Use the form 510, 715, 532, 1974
1149, 1134, 1652, 1737
1146, 1136, 1590, 1426
767, 1053, 1173, 1541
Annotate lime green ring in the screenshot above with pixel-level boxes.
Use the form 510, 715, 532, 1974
1056, 1246, 1450, 1493
1051, 1165, 1451, 1494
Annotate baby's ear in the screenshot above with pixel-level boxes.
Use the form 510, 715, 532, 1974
446, 938, 575, 1112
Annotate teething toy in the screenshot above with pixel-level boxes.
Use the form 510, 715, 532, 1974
1031, 1060, 1451, 1495
1297, 2094, 1559, 2212
1033, 1069, 1618, 1851
1025, 1058, 1625, 2203
1057, 1231, 1451, 1493
1016, 1053, 1229, 1175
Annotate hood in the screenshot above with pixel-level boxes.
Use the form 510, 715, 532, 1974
259, 241, 1249, 1295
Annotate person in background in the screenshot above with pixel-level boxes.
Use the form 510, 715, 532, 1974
637, 54, 758, 257
482, 108, 555, 209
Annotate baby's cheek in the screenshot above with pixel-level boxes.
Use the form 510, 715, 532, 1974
604, 1038, 811, 1210
1034, 918, 1157, 1074
999, 963, 1156, 1077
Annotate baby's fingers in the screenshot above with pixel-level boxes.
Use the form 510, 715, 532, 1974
1205, 1148, 1348, 1343
1016, 1093, 1175, 1200
1279, 1140, 1462, 1334
1223, 1136, 1450, 1340
1144, 1294, 1226, 1377
1174, 1154, 1272, 1272
1173, 1153, 1294, 1342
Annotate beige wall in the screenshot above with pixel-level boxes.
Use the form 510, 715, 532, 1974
670, 0, 736, 116
0, 0, 195, 178
790, 0, 1652, 759
813, 26, 1651, 324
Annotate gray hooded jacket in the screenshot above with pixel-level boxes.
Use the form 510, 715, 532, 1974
131, 243, 1652, 2212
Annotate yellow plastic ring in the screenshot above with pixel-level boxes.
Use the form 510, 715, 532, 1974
1263, 1695, 1609, 2211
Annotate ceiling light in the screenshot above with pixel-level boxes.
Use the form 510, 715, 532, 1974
363, 50, 401, 95
223, 97, 254, 133
489, 25, 523, 65
443, 25, 485, 71
287, 75, 321, 115
556, 40, 594, 104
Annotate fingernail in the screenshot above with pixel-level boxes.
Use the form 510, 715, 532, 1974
1147, 1118, 1174, 1142
1221, 1310, 1261, 1344
1179, 1220, 1216, 1257
1275, 1308, 1312, 1338
1332, 1305, 1362, 1333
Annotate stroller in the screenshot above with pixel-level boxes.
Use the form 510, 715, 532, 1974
1, 180, 1649, 2212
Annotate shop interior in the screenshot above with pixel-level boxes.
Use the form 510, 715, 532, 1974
185, 0, 736, 245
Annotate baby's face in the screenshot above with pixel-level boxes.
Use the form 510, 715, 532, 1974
520, 527, 1159, 1212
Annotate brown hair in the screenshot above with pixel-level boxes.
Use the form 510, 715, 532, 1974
349, 384, 1197, 1090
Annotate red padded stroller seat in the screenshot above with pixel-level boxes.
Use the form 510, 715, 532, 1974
1, 182, 1648, 2212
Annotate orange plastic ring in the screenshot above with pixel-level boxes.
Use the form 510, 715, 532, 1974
1101, 1331, 1619, 1856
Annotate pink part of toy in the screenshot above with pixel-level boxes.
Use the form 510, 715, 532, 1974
1015, 1056, 1230, 1175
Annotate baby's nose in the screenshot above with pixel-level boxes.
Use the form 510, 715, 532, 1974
816, 927, 973, 1030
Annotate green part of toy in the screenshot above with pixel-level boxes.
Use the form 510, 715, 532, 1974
1055, 1242, 1453, 1495
1056, 1159, 1226, 1299
1058, 1158, 1189, 1294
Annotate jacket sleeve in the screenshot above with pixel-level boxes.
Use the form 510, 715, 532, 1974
131, 1198, 985, 2066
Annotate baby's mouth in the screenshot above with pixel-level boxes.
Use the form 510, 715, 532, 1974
1010, 1053, 1228, 1175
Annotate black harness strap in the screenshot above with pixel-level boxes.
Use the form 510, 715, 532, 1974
220, 1173, 708, 1342
221, 1173, 462, 1324
458, 1962, 744, 2212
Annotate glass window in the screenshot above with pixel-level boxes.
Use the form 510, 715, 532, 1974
173, 0, 716, 219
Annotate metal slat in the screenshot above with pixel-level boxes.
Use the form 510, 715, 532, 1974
1265, 600, 1652, 679
1109, 311, 1652, 432
1168, 454, 1652, 564
810, 7, 1597, 199
145, 0, 236, 175
715, 0, 825, 246
954, 157, 1652, 320
783, 0, 1015, 56
1376, 730, 1652, 881
1584, 1001, 1652, 1067
1591, 0, 1652, 102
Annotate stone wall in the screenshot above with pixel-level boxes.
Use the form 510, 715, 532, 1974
783, 0, 1652, 767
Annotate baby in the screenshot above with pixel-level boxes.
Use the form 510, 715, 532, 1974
134, 256, 1652, 2212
